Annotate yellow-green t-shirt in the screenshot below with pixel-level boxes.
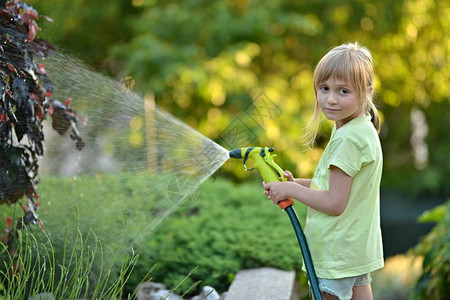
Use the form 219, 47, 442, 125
302, 115, 384, 279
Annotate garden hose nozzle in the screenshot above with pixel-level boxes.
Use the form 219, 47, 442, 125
228, 147, 294, 210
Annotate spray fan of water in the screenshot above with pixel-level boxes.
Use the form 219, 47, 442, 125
38, 51, 230, 258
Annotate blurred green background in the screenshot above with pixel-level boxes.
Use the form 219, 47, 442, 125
29, 0, 449, 196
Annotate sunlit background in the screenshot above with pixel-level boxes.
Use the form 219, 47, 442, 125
29, 0, 449, 188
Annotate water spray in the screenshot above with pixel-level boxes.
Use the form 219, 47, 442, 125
229, 147, 322, 300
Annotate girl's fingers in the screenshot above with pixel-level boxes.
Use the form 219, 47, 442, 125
263, 181, 271, 198
283, 170, 294, 181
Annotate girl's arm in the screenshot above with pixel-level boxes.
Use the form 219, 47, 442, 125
264, 166, 351, 216
294, 178, 312, 188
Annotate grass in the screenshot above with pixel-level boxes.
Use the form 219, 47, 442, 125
0, 227, 139, 299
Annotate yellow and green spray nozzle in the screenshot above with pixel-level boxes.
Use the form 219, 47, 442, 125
229, 147, 294, 210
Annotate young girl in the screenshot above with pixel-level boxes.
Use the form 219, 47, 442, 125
263, 42, 384, 300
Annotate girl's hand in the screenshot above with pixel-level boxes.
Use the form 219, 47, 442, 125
262, 181, 292, 205
283, 170, 294, 182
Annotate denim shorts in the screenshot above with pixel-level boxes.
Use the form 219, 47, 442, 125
309, 273, 372, 300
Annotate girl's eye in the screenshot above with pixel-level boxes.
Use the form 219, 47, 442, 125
319, 86, 329, 91
339, 89, 349, 94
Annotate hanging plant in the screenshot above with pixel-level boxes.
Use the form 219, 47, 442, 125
0, 0, 85, 246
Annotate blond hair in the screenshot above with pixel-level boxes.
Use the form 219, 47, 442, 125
305, 42, 380, 147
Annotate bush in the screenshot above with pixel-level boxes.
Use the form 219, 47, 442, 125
410, 200, 450, 299
0, 172, 170, 298
0, 0, 84, 245
20, 172, 173, 275
130, 178, 308, 295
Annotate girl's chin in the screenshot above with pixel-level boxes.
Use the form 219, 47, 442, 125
322, 112, 340, 120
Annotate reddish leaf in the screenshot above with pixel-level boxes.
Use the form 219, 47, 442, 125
6, 217, 13, 229
27, 21, 39, 41
36, 105, 45, 119
21, 9, 39, 25
65, 98, 72, 106
37, 64, 46, 75
7, 63, 17, 73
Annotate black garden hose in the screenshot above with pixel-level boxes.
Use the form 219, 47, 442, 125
284, 205, 322, 300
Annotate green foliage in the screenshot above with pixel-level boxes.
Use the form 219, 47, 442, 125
0, 172, 173, 297
26, 0, 449, 196
29, 172, 178, 264
410, 200, 450, 299
130, 178, 308, 294
25, 0, 138, 71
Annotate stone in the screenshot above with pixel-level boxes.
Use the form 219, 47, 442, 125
28, 293, 55, 300
135, 281, 167, 300
149, 289, 183, 300
136, 281, 182, 300
191, 285, 220, 300
225, 267, 298, 300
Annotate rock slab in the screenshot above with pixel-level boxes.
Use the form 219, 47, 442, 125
225, 267, 298, 300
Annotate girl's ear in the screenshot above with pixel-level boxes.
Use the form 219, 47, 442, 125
368, 85, 373, 94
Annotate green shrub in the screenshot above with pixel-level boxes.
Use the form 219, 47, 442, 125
20, 172, 178, 268
0, 172, 174, 298
130, 178, 308, 295
410, 200, 450, 299
0, 0, 85, 240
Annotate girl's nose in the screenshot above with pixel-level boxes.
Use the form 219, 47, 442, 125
327, 93, 338, 105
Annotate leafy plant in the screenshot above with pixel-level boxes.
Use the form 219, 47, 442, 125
0, 0, 84, 245
410, 200, 450, 299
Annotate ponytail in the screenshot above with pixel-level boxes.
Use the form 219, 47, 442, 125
368, 101, 380, 133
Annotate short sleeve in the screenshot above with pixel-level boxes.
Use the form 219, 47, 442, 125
327, 138, 366, 177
